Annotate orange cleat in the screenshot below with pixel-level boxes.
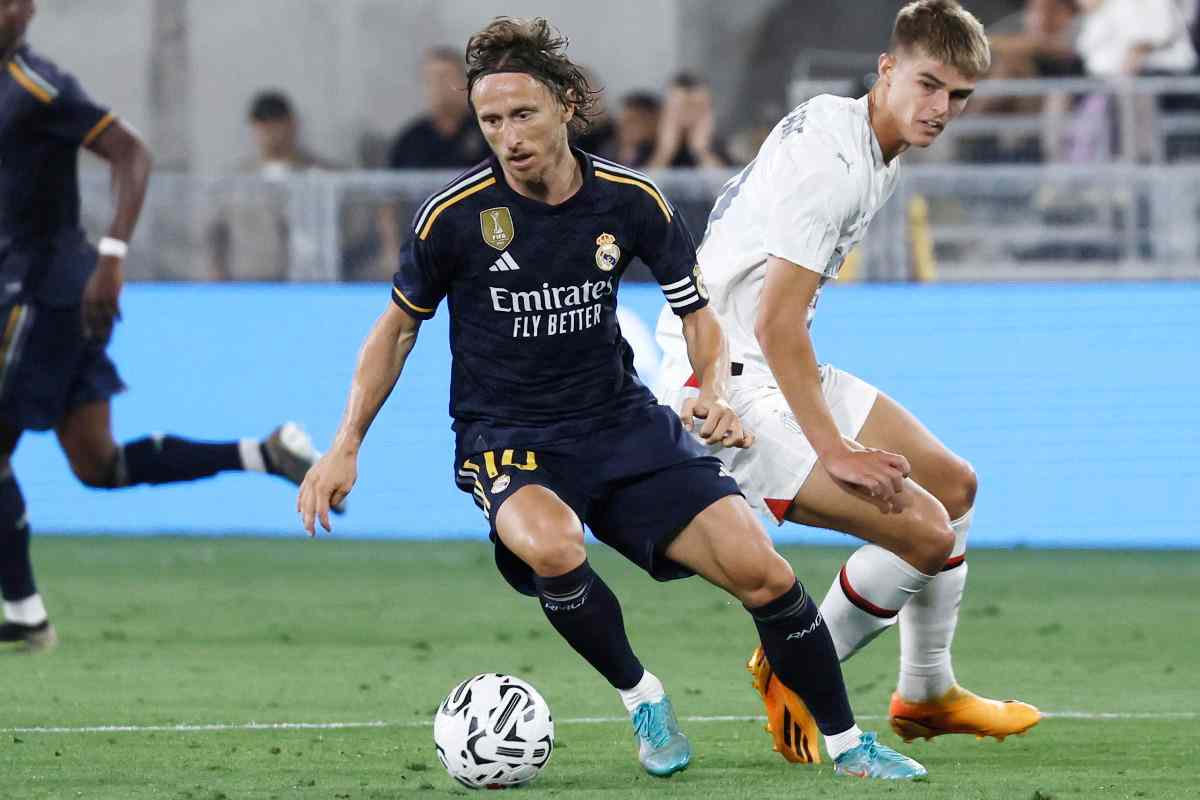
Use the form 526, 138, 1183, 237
746, 645, 821, 763
888, 685, 1042, 743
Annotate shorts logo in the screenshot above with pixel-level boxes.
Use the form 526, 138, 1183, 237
594, 233, 621, 272
491, 474, 512, 494
693, 264, 709, 300
481, 207, 515, 251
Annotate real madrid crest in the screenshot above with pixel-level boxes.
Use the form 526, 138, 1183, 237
595, 233, 621, 272
480, 207, 515, 251
491, 474, 511, 494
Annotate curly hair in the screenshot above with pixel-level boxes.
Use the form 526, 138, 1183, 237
465, 17, 598, 135
891, 0, 991, 79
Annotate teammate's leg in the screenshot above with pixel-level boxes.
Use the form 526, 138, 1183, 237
54, 400, 324, 491
853, 392, 1039, 740
492, 485, 685, 775
665, 495, 926, 779
0, 421, 55, 649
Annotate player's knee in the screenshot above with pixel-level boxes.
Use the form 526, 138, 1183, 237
731, 549, 796, 609
943, 458, 978, 520
908, 508, 955, 575
521, 518, 586, 577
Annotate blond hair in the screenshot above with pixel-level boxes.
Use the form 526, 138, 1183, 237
891, 0, 991, 78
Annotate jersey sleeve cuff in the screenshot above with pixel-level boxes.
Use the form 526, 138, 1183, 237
391, 285, 438, 319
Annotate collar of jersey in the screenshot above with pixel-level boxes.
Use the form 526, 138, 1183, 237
489, 147, 594, 215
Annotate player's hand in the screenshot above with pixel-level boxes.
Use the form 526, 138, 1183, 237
682, 393, 754, 449
823, 445, 911, 513
82, 255, 124, 343
297, 450, 357, 536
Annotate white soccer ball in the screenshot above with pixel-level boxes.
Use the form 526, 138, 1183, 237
433, 673, 555, 789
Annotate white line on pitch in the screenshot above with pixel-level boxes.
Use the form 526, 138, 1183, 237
3, 710, 1195, 735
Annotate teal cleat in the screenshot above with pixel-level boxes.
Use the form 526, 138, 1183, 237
630, 697, 691, 777
833, 732, 928, 780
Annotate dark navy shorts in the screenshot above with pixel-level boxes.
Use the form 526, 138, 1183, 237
455, 404, 743, 596
0, 243, 125, 432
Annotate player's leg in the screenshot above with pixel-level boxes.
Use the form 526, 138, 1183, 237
852, 392, 1040, 740
470, 452, 678, 777
493, 484, 647, 697
664, 493, 926, 779
0, 420, 55, 650
53, 399, 329, 496
785, 458, 955, 661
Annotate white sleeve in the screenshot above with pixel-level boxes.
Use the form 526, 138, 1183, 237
1125, 0, 1181, 44
761, 135, 856, 275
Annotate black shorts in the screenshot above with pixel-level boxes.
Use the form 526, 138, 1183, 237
455, 404, 742, 595
0, 240, 125, 432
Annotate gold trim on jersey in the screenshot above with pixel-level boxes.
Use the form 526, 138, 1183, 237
392, 286, 434, 315
7, 60, 54, 104
81, 112, 117, 147
418, 177, 497, 240
594, 170, 672, 221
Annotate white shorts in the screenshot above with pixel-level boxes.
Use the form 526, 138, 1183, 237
656, 360, 879, 524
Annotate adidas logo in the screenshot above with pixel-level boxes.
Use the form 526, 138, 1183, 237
489, 251, 520, 272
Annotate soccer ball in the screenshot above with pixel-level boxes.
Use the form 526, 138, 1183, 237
433, 673, 555, 789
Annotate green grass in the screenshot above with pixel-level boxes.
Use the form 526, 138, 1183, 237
1, 538, 1197, 799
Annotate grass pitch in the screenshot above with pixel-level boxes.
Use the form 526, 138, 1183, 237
2, 538, 1197, 799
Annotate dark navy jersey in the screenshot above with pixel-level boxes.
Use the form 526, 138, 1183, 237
0, 46, 114, 245
392, 149, 709, 455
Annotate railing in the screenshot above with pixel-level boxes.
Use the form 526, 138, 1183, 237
80, 161, 1200, 285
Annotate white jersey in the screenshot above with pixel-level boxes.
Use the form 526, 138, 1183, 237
656, 94, 900, 381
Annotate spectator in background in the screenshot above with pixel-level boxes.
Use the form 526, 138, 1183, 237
207, 90, 339, 281
1076, 0, 1196, 77
597, 91, 660, 167
989, 0, 1083, 78
961, 0, 1082, 162
387, 46, 486, 169
1073, 0, 1198, 161
648, 73, 733, 168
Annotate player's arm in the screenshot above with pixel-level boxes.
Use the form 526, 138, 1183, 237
678, 306, 752, 448
756, 257, 909, 509
82, 120, 153, 342
298, 302, 421, 535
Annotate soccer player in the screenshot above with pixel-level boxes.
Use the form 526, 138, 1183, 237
0, 0, 327, 651
655, 0, 1042, 762
299, 16, 926, 780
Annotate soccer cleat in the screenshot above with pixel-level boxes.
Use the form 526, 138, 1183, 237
746, 645, 821, 763
833, 731, 927, 780
262, 422, 345, 514
888, 685, 1042, 742
630, 696, 691, 777
0, 619, 58, 651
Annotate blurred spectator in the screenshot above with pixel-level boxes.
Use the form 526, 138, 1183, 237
989, 0, 1083, 79
1072, 0, 1199, 161
595, 91, 660, 167
387, 47, 487, 169
1076, 0, 1196, 77
648, 73, 733, 168
961, 0, 1082, 163
207, 90, 339, 281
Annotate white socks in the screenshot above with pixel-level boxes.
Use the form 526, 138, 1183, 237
824, 724, 865, 761
897, 509, 972, 702
3, 593, 47, 626
819, 544, 935, 661
617, 669, 665, 714
238, 438, 267, 473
